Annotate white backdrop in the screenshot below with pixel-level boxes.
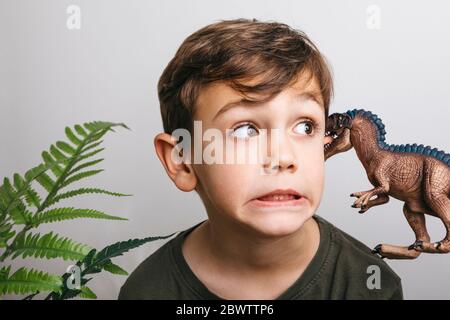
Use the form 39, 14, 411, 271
0, 0, 449, 299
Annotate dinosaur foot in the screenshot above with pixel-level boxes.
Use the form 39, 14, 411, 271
351, 200, 370, 214
350, 192, 374, 212
419, 240, 450, 253
371, 243, 421, 260
371, 244, 386, 259
408, 240, 423, 251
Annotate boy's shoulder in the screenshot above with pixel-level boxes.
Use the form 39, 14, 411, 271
313, 215, 403, 299
118, 222, 203, 300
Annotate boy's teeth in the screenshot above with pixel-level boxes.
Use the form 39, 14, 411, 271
258, 194, 298, 201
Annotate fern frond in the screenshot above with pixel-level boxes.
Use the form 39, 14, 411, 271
74, 124, 88, 138
103, 261, 128, 275
0, 163, 55, 218
0, 266, 62, 295
79, 285, 97, 299
31, 207, 127, 226
46, 188, 131, 208
41, 151, 64, 178
0, 222, 15, 247
80, 140, 103, 154
35, 172, 56, 193
34, 122, 128, 211
92, 234, 175, 268
65, 127, 83, 146
11, 173, 41, 210
67, 159, 104, 177
11, 231, 92, 261
73, 148, 105, 166
55, 141, 76, 156
9, 204, 33, 225
49, 144, 69, 162
60, 170, 104, 189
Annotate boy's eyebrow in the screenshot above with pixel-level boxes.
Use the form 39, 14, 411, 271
212, 91, 323, 121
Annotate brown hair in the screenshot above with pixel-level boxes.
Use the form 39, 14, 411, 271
157, 18, 333, 134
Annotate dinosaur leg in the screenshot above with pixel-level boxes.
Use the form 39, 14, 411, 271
353, 194, 389, 214
420, 195, 450, 254
372, 203, 428, 259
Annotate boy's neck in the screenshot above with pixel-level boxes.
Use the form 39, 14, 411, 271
183, 215, 320, 278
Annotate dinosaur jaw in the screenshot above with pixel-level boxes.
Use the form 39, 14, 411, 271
324, 128, 352, 160
324, 113, 353, 160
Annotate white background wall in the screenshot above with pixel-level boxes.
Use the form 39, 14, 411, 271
0, 0, 449, 299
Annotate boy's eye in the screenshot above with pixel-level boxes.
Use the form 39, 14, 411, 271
294, 121, 315, 135
230, 123, 259, 139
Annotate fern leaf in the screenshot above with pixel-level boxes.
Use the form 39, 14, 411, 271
35, 172, 55, 193
67, 158, 104, 177
0, 266, 62, 295
11, 231, 92, 261
80, 140, 103, 154
31, 207, 127, 226
24, 185, 41, 209
65, 127, 83, 146
46, 187, 131, 208
74, 124, 88, 138
60, 170, 104, 189
12, 172, 40, 210
1, 163, 52, 216
49, 144, 69, 162
2, 177, 31, 224
56, 141, 76, 156
9, 205, 33, 225
84, 121, 129, 133
0, 186, 8, 215
0, 222, 15, 247
79, 285, 97, 299
92, 234, 175, 267
12, 173, 26, 192
3, 177, 16, 200
74, 148, 105, 166
42, 151, 64, 178
103, 261, 128, 275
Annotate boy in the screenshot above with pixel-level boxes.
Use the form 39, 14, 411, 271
119, 18, 403, 300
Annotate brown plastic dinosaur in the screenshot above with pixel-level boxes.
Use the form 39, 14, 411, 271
324, 109, 450, 259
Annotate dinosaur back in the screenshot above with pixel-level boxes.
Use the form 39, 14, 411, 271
345, 108, 450, 167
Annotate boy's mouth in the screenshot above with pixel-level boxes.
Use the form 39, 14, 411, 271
251, 188, 305, 207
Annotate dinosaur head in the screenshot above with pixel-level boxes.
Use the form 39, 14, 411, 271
324, 113, 353, 160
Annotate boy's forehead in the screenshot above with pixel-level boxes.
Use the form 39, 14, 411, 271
194, 72, 324, 121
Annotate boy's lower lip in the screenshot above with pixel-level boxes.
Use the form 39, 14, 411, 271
249, 196, 306, 208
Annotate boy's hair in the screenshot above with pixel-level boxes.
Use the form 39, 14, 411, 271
157, 18, 333, 134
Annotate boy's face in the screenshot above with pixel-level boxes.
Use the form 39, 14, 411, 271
189, 72, 331, 238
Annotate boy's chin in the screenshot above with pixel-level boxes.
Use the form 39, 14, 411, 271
244, 212, 313, 238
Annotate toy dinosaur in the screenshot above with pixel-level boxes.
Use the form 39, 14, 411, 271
324, 108, 450, 259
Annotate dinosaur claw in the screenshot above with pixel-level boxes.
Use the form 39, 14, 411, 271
351, 203, 357, 208
434, 242, 442, 249
371, 244, 386, 259
371, 244, 382, 254
408, 240, 423, 251
350, 193, 354, 197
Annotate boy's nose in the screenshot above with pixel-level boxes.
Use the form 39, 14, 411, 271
262, 134, 298, 174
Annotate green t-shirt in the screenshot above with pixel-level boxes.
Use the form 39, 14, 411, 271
118, 215, 403, 300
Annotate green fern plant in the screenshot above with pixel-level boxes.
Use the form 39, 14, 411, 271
0, 121, 174, 299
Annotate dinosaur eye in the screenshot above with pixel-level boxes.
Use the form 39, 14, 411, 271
294, 121, 314, 135
230, 123, 259, 139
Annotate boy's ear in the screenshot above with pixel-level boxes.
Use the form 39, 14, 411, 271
154, 133, 197, 192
